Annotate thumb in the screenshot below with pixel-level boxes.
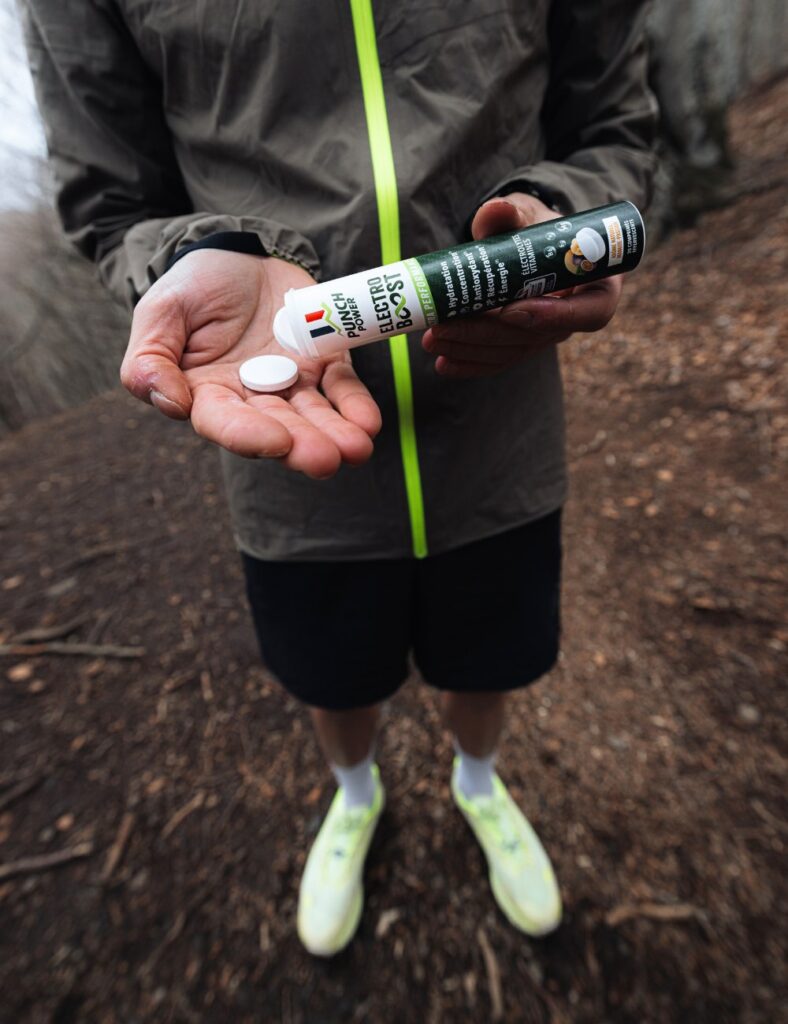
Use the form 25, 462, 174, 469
471, 191, 558, 241
120, 294, 193, 420
471, 197, 528, 241
122, 353, 193, 420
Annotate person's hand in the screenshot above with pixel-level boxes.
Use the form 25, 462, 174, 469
120, 251, 382, 478
421, 192, 623, 378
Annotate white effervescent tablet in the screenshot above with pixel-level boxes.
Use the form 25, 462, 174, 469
239, 354, 299, 393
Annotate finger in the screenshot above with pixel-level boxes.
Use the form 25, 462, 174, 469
287, 386, 374, 466
320, 360, 383, 439
426, 320, 570, 352
470, 197, 528, 241
122, 354, 192, 420
190, 383, 293, 459
431, 282, 618, 345
424, 334, 535, 364
471, 192, 557, 241
500, 278, 622, 335
246, 394, 344, 479
435, 355, 507, 379
121, 290, 193, 417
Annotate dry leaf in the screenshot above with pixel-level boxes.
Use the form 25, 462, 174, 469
7, 663, 34, 683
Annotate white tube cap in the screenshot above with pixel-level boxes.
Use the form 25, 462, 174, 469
239, 354, 299, 393
273, 306, 300, 353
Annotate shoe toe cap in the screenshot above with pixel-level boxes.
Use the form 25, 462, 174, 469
298, 914, 347, 957
496, 869, 562, 935
297, 888, 360, 957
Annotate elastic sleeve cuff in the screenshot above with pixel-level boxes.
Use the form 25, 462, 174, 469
165, 230, 268, 270
488, 180, 564, 213
478, 150, 655, 219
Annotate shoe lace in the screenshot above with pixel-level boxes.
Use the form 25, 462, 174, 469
327, 808, 367, 863
478, 795, 530, 861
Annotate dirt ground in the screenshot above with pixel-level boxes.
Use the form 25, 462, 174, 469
1, 79, 786, 1024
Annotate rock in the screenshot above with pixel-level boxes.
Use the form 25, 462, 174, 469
737, 703, 761, 725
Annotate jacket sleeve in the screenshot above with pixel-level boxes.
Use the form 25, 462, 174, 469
490, 0, 658, 214
19, 0, 320, 310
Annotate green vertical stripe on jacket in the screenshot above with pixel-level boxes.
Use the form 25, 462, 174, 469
349, 0, 428, 558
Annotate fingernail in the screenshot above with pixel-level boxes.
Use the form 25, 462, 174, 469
150, 390, 188, 418
502, 309, 534, 325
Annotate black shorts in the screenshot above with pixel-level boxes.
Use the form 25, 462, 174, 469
241, 510, 561, 711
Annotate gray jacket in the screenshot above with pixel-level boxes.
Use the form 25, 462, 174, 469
22, 0, 657, 560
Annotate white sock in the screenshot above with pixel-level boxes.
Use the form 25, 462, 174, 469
332, 751, 376, 809
455, 740, 496, 798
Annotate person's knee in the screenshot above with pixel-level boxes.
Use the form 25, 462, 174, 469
441, 690, 507, 730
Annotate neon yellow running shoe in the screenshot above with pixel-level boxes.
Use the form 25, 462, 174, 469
451, 759, 562, 937
297, 766, 384, 957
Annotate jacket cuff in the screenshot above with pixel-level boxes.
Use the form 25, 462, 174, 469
165, 230, 268, 270
489, 179, 564, 213
99, 212, 321, 309
483, 150, 655, 216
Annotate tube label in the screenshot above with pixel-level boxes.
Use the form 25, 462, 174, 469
412, 200, 644, 322
282, 261, 428, 356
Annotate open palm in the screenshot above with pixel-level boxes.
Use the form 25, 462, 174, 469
121, 250, 381, 478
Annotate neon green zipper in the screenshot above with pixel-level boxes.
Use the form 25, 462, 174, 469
349, 0, 428, 558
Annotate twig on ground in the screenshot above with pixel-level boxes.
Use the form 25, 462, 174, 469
200, 670, 214, 702
139, 891, 206, 978
606, 901, 704, 928
571, 429, 608, 464
215, 782, 248, 837
10, 613, 91, 644
751, 799, 788, 834
0, 641, 145, 659
102, 811, 135, 883
0, 773, 45, 813
141, 909, 187, 977
84, 609, 114, 646
0, 842, 94, 881
477, 927, 504, 1022
161, 791, 205, 841
59, 540, 130, 571
375, 908, 402, 939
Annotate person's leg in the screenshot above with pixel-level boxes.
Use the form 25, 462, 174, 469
440, 691, 505, 798
240, 551, 411, 956
310, 704, 381, 809
413, 511, 563, 936
310, 704, 380, 767
441, 691, 505, 757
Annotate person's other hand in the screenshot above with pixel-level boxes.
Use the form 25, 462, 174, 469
421, 192, 623, 378
120, 251, 381, 478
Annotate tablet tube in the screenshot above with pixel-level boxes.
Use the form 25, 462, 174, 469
273, 201, 645, 358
